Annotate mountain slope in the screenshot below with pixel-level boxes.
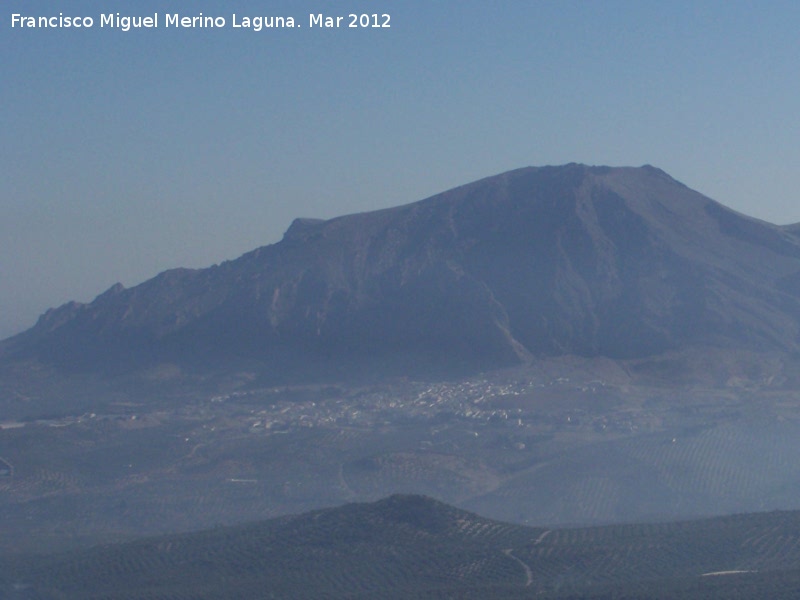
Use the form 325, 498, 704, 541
7, 495, 800, 599
5, 164, 800, 377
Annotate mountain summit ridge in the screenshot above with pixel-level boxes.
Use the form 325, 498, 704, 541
5, 164, 800, 377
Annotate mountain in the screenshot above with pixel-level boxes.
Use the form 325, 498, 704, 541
7, 494, 800, 599
5, 163, 800, 379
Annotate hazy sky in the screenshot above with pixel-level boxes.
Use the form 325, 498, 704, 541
3, 1, 800, 338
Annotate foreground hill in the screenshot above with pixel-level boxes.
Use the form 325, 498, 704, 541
5, 164, 800, 382
5, 495, 800, 599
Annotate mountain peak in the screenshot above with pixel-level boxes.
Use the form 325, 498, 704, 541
282, 217, 326, 243
6, 165, 800, 379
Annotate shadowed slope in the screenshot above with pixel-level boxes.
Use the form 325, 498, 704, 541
5, 164, 800, 378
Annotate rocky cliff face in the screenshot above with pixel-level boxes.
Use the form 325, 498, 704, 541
6, 164, 800, 377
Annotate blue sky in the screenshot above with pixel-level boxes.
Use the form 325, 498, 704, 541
3, 1, 800, 338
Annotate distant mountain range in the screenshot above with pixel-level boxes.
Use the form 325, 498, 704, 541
6, 494, 800, 599
8, 166, 800, 595
5, 163, 800, 379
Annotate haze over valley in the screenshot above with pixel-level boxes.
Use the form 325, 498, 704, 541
7, 3, 800, 596
4, 165, 800, 567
